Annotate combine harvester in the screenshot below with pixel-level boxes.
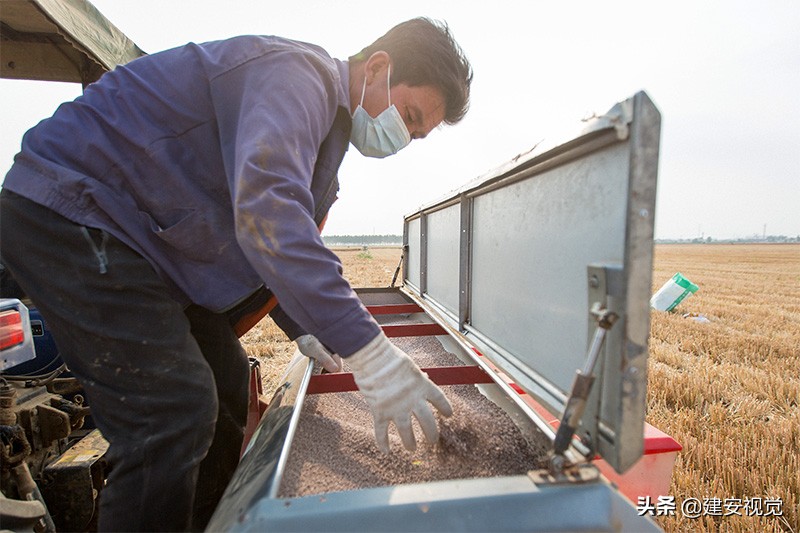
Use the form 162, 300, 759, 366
1, 1, 680, 530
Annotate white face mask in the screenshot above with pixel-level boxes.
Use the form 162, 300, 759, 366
349, 65, 411, 158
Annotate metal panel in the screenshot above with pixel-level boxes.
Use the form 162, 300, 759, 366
405, 217, 421, 289
403, 92, 661, 473
469, 140, 629, 394
425, 204, 461, 315
212, 475, 660, 532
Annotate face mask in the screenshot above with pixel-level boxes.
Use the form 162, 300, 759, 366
349, 65, 411, 158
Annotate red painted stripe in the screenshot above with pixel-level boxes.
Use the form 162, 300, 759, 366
366, 303, 424, 315
306, 372, 356, 394
509, 382, 526, 395
382, 323, 447, 337
307, 365, 494, 395
425, 365, 495, 386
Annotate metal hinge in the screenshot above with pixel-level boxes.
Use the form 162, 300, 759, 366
546, 265, 620, 476
529, 462, 601, 486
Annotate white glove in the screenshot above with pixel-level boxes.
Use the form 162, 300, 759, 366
347, 333, 453, 452
296, 335, 343, 373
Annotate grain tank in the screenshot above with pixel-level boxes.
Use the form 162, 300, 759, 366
207, 91, 670, 532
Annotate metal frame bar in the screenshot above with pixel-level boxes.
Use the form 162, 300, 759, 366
458, 193, 472, 331
306, 366, 494, 395
366, 303, 422, 315
599, 91, 660, 470
381, 323, 446, 337
419, 213, 428, 295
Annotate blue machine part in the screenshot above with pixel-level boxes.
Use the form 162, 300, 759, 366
2, 307, 63, 376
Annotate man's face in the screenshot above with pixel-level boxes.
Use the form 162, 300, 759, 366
357, 60, 446, 141
387, 83, 446, 141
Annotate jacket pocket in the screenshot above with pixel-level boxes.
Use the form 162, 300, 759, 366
140, 208, 221, 263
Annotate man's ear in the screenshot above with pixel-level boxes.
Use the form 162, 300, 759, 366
364, 51, 391, 85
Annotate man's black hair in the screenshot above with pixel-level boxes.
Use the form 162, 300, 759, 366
350, 17, 473, 125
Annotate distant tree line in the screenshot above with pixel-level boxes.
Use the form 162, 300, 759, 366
656, 235, 799, 244
322, 234, 800, 246
322, 234, 403, 246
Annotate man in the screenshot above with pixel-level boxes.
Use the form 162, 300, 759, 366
0, 16, 472, 532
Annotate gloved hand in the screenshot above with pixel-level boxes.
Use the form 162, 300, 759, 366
347, 333, 453, 452
296, 335, 342, 373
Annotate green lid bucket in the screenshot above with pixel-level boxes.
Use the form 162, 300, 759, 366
650, 272, 699, 312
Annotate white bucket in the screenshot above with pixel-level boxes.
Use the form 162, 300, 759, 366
650, 272, 699, 312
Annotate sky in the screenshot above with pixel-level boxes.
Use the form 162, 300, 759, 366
1, 1, 798, 239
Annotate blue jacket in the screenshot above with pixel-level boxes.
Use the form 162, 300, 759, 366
3, 36, 381, 356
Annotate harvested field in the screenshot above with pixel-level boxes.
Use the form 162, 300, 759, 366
647, 244, 799, 533
241, 244, 800, 532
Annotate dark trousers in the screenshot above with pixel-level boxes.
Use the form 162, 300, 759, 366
0, 190, 248, 531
